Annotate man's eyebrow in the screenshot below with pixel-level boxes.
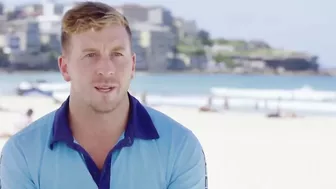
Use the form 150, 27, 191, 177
111, 46, 126, 51
80, 46, 126, 52
81, 48, 98, 52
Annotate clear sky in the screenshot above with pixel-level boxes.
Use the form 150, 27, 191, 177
3, 0, 336, 67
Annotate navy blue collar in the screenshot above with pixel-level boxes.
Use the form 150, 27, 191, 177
49, 93, 159, 149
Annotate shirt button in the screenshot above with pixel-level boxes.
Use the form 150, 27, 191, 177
127, 137, 132, 145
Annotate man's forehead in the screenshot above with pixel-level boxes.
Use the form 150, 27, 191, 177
75, 39, 128, 49
71, 27, 130, 50
73, 25, 128, 40
72, 36, 129, 51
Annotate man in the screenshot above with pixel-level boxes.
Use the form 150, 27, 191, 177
0, 2, 206, 189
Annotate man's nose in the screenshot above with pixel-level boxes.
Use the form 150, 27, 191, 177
96, 56, 116, 76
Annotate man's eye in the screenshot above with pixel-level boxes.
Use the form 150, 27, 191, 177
86, 53, 97, 58
112, 52, 123, 57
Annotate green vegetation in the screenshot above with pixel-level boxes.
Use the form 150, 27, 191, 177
176, 44, 205, 56
197, 30, 213, 47
176, 35, 205, 56
213, 38, 248, 50
173, 27, 314, 70
211, 38, 311, 59
213, 54, 235, 68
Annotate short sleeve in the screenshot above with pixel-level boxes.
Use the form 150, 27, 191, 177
0, 138, 36, 189
167, 132, 207, 189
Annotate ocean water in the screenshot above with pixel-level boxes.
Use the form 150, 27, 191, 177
0, 71, 335, 94
0, 71, 335, 115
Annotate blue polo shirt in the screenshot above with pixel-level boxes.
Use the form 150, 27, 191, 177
0, 94, 207, 189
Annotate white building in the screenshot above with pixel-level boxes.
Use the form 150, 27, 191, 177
36, 0, 62, 52
147, 6, 174, 27
6, 19, 41, 53
131, 22, 175, 72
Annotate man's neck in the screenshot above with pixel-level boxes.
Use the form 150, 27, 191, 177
68, 95, 130, 138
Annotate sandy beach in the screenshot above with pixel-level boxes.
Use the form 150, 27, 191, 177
1, 95, 336, 188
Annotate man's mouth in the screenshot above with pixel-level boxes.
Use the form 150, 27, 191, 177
95, 86, 115, 93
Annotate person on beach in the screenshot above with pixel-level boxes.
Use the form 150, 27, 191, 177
0, 108, 33, 138
0, 2, 206, 189
199, 95, 215, 112
24, 108, 34, 124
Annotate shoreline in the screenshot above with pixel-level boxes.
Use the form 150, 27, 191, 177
0, 69, 335, 77
0, 95, 335, 123
1, 95, 335, 118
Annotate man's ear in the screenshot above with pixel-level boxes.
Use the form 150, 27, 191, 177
131, 52, 136, 79
58, 55, 71, 82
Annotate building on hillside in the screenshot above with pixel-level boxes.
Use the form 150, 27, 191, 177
0, 3, 4, 15
6, 19, 41, 53
174, 18, 198, 38
147, 6, 174, 27
131, 22, 175, 72
117, 4, 149, 23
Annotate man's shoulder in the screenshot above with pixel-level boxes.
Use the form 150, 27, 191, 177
144, 106, 205, 181
145, 106, 188, 131
144, 106, 197, 142
13, 111, 55, 139
2, 111, 56, 152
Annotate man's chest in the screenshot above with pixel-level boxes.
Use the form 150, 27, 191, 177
37, 143, 168, 189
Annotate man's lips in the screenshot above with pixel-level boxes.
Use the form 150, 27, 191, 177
94, 86, 115, 93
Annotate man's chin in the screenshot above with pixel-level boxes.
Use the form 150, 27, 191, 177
90, 104, 116, 114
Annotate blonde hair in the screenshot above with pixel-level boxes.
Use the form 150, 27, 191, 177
61, 1, 132, 51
